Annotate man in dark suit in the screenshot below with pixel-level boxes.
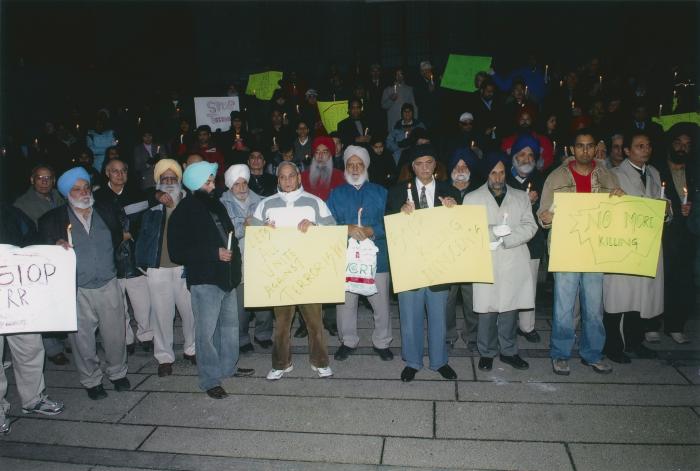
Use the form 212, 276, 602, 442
386, 144, 460, 383
337, 98, 374, 149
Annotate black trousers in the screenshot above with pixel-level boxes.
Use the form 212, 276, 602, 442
603, 311, 644, 355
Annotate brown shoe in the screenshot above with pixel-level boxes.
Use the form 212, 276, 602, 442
157, 363, 173, 377
48, 352, 69, 365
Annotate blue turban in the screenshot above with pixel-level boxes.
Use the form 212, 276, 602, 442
57, 167, 91, 197
481, 151, 510, 178
183, 161, 218, 191
448, 147, 479, 175
510, 133, 541, 159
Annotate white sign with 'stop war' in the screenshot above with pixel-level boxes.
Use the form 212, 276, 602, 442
194, 96, 240, 132
0, 245, 77, 335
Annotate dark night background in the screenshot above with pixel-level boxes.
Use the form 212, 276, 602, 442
1, 1, 697, 132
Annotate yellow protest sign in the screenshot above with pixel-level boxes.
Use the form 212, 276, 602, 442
384, 206, 493, 293
243, 226, 347, 307
317, 100, 348, 133
549, 193, 665, 277
245, 71, 283, 101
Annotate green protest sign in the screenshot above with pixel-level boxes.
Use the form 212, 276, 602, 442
246, 71, 283, 101
440, 54, 493, 92
317, 100, 348, 133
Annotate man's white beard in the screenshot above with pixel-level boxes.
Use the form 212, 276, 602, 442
452, 171, 470, 183
310, 159, 333, 187
345, 170, 368, 187
69, 194, 94, 209
157, 183, 183, 205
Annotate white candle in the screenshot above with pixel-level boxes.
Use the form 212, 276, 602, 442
659, 104, 663, 116
527, 182, 532, 195
564, 145, 568, 157
272, 137, 277, 147
502, 212, 508, 226
138, 116, 142, 125
470, 140, 475, 148
156, 145, 160, 154
406, 182, 413, 203
76, 124, 80, 132
525, 85, 529, 96
180, 134, 184, 144
393, 84, 397, 94
660, 182, 666, 199
571, 101, 575, 110
227, 231, 233, 250
544, 64, 549, 83
283, 112, 287, 121
357, 207, 363, 227
559, 80, 563, 87
296, 105, 300, 114
364, 128, 369, 136
682, 187, 688, 205
599, 75, 603, 84
553, 141, 557, 154
333, 94, 336, 101
67, 224, 73, 247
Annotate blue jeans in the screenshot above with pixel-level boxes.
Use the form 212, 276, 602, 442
550, 272, 605, 363
190, 284, 239, 391
398, 287, 449, 370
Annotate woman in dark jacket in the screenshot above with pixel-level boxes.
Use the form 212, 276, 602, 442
167, 161, 252, 399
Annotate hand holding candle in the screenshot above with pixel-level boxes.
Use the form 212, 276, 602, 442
357, 207, 363, 227
660, 181, 666, 199
406, 182, 413, 203
682, 186, 688, 205
67, 224, 73, 247
227, 231, 233, 250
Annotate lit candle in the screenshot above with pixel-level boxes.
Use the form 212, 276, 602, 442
67, 224, 73, 247
571, 101, 575, 110
227, 231, 233, 250
114, 139, 119, 146
76, 124, 80, 132
296, 104, 300, 114
180, 134, 184, 144
283, 112, 287, 121
235, 132, 240, 140
156, 145, 160, 154
470, 140, 475, 148
599, 75, 603, 84
525, 85, 529, 95
674, 71, 678, 80
559, 80, 563, 87
553, 140, 557, 154
682, 187, 688, 205
34, 138, 38, 146
527, 182, 532, 194
357, 207, 363, 227
564, 145, 569, 157
658, 104, 663, 116
364, 128, 368, 136
137, 116, 142, 125
176, 107, 181, 114
125, 107, 129, 113
393, 84, 397, 94
430, 73, 434, 86
404, 131, 409, 139
272, 137, 277, 147
660, 181, 666, 199
406, 182, 413, 203
1, 147, 6, 156
544, 64, 549, 82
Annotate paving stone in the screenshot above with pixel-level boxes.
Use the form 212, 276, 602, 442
382, 437, 572, 471
435, 402, 700, 443
676, 366, 700, 384
8, 369, 150, 392
457, 382, 700, 406
6, 387, 147, 422
4, 418, 154, 450
137, 375, 455, 401
0, 458, 92, 470
140, 426, 383, 465
122, 392, 433, 437
569, 444, 700, 471
474, 357, 688, 384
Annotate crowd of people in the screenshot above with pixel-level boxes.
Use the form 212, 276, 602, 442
1, 57, 698, 434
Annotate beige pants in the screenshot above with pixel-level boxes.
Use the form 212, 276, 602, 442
0, 333, 46, 418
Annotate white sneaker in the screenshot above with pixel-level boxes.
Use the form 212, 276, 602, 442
669, 332, 691, 344
266, 365, 293, 380
0, 417, 9, 434
311, 365, 333, 378
644, 331, 661, 343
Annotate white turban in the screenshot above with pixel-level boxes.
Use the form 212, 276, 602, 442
459, 112, 474, 123
224, 164, 250, 189
343, 145, 370, 169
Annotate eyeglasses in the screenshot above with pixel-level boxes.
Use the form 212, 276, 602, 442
159, 176, 179, 184
34, 175, 53, 181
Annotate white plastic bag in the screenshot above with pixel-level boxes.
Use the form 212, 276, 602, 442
345, 238, 378, 296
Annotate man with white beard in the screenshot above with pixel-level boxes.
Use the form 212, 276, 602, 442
327, 146, 393, 361
134, 159, 196, 377
220, 164, 273, 354
39, 167, 130, 399
300, 136, 345, 202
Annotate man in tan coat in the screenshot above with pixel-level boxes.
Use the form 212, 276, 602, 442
538, 128, 623, 376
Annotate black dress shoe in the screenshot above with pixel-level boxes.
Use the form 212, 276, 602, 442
239, 343, 254, 354
437, 364, 457, 380
627, 345, 657, 359
373, 347, 394, 361
183, 353, 197, 365
157, 363, 173, 377
324, 324, 338, 336
606, 352, 631, 364
499, 354, 529, 370
111, 377, 131, 391
293, 324, 308, 338
401, 366, 418, 382
254, 337, 273, 349
48, 352, 69, 365
478, 357, 493, 371
126, 343, 136, 355
86, 384, 108, 400
140, 340, 153, 352
206, 386, 228, 399
517, 328, 541, 343
233, 368, 255, 377
334, 344, 355, 361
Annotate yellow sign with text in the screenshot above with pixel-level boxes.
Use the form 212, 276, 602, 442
549, 193, 665, 276
244, 226, 347, 307
384, 206, 493, 293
